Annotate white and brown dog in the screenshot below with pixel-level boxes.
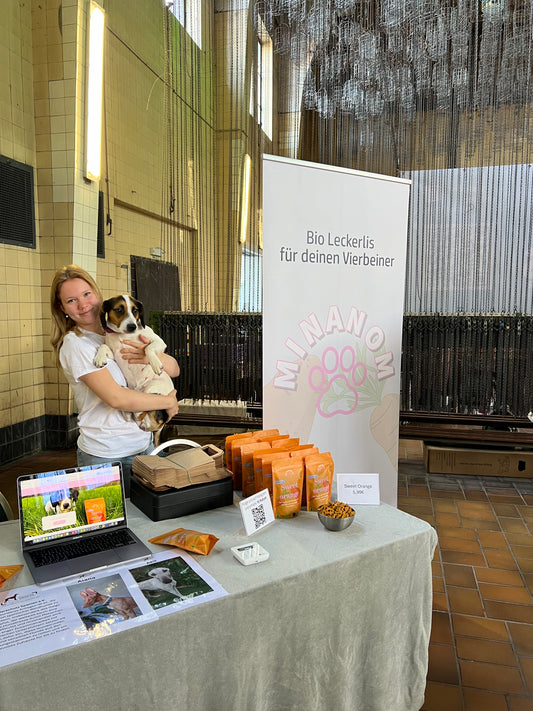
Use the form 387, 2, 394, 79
94, 294, 174, 432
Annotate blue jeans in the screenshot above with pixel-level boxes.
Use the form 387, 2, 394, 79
77, 443, 154, 497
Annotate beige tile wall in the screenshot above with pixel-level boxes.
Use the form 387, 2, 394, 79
1, 0, 224, 445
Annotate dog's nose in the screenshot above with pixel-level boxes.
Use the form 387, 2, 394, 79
126, 323, 137, 332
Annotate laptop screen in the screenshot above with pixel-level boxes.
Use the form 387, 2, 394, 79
18, 463, 126, 547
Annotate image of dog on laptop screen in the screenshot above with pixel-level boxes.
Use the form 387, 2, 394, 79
130, 556, 213, 610
67, 573, 142, 630
19, 465, 125, 543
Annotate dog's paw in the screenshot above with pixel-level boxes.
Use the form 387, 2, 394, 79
146, 349, 164, 375
94, 344, 113, 368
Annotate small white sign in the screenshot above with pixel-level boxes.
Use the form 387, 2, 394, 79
337, 473, 380, 505
239, 489, 275, 536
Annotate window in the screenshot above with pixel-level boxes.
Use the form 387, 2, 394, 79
257, 17, 273, 140
169, 0, 202, 48
0, 155, 36, 248
239, 248, 262, 312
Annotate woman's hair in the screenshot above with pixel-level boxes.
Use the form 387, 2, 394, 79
50, 265, 103, 361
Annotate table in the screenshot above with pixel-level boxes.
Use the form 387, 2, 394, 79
0, 501, 437, 711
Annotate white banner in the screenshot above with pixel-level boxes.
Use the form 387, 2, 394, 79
262, 156, 410, 506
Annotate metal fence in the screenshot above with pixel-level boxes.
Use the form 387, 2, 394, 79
159, 312, 533, 419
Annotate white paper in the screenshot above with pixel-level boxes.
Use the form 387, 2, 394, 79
0, 567, 156, 668
0, 551, 227, 667
337, 473, 381, 505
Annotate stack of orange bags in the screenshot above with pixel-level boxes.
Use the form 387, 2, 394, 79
225, 430, 334, 519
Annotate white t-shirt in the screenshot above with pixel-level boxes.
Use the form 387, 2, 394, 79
59, 328, 152, 458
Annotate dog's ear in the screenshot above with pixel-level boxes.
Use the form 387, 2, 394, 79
100, 299, 111, 329
131, 296, 145, 328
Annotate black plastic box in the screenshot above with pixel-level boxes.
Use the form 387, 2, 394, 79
130, 475, 234, 521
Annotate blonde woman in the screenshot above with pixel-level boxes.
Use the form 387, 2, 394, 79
51, 265, 179, 495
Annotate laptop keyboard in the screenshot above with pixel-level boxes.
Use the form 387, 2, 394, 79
30, 529, 136, 567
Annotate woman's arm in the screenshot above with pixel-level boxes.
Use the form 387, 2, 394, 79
80, 368, 179, 419
120, 336, 180, 377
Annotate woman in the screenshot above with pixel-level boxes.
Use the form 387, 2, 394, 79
51, 265, 180, 495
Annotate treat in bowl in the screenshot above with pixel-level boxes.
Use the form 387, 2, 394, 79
317, 501, 355, 531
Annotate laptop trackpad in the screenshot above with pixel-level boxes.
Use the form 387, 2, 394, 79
67, 550, 119, 576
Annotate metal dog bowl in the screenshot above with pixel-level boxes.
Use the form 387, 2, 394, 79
317, 510, 355, 531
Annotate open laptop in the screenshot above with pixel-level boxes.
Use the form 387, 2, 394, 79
17, 462, 151, 585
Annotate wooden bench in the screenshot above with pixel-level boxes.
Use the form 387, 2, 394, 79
399, 411, 533, 449
168, 409, 533, 449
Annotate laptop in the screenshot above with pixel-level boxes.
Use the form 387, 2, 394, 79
17, 462, 151, 585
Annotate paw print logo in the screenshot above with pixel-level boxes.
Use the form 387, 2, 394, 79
309, 346, 367, 418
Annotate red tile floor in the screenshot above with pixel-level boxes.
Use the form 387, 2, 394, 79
1, 441, 533, 710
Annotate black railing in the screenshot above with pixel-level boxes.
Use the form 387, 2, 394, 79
159, 312, 262, 404
159, 312, 533, 421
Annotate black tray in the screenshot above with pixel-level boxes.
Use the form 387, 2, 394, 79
130, 475, 234, 521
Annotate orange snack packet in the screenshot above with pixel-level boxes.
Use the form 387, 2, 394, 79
305, 452, 334, 511
241, 442, 271, 498
256, 451, 291, 496
289, 447, 319, 507
231, 437, 261, 490
254, 433, 288, 445
251, 429, 280, 439
149, 528, 219, 555
225, 432, 253, 472
0, 565, 24, 591
271, 437, 300, 450
271, 459, 304, 518
84, 497, 106, 524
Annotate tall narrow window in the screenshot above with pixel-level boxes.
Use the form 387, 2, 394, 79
170, 0, 202, 48
257, 17, 273, 140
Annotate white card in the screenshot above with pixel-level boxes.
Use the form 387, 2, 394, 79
337, 473, 380, 505
239, 489, 275, 536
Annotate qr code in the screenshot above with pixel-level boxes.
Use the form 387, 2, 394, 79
251, 504, 266, 529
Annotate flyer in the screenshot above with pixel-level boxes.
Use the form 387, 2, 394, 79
0, 551, 227, 668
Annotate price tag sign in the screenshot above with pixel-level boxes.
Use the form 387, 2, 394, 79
239, 489, 275, 536
337, 473, 380, 505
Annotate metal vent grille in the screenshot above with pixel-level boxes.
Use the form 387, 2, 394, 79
0, 155, 36, 248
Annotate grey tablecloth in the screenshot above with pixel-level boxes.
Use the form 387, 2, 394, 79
0, 501, 436, 711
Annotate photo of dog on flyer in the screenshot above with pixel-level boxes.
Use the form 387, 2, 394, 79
130, 555, 213, 611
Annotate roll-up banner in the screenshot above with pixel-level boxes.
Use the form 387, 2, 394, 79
262, 155, 411, 506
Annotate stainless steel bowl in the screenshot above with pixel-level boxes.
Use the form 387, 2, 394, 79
317, 511, 355, 531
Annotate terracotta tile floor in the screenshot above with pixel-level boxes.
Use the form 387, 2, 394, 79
398, 458, 533, 711
1, 441, 533, 710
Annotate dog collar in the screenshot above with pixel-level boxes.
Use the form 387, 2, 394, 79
103, 596, 113, 605
104, 327, 115, 333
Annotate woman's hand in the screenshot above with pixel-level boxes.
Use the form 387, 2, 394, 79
165, 390, 179, 421
120, 334, 150, 364
120, 335, 180, 377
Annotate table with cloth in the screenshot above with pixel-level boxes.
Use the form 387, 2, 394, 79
0, 500, 437, 711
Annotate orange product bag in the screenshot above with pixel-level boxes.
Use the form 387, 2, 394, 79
253, 433, 288, 445
225, 432, 253, 472
271, 437, 300, 450
231, 436, 262, 490
241, 442, 271, 498
305, 452, 334, 511
250, 429, 280, 439
271, 459, 304, 518
149, 528, 219, 555
289, 447, 319, 507
84, 498, 106, 524
0, 565, 24, 591
256, 451, 291, 496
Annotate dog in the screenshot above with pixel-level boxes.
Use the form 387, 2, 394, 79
44, 487, 80, 515
138, 566, 189, 600
80, 587, 139, 620
94, 294, 174, 432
